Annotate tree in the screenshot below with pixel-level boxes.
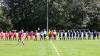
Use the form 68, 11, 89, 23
0, 0, 13, 31
2, 0, 100, 31
4, 0, 47, 31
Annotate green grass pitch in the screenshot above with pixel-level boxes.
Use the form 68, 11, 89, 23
0, 39, 100, 56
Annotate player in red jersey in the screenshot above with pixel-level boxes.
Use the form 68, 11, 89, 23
30, 31, 33, 40
25, 31, 29, 40
18, 30, 24, 46
12, 31, 17, 40
49, 30, 53, 40
9, 31, 12, 40
5, 31, 9, 40
33, 32, 36, 40
53, 30, 57, 40
1, 31, 5, 40
35, 30, 38, 41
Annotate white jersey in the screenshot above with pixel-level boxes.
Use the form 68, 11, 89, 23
65, 32, 67, 38
44, 31, 47, 34
36, 32, 40, 37
40, 32, 44, 36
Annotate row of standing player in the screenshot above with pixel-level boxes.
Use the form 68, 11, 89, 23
57, 30, 100, 40
0, 30, 99, 40
0, 30, 47, 40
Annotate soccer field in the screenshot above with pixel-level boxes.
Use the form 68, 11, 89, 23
0, 40, 100, 56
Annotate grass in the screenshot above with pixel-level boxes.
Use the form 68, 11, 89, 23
0, 39, 100, 56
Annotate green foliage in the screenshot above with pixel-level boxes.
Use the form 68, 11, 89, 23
0, 17, 13, 31
0, 0, 99, 31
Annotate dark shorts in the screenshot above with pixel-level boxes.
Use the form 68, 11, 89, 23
44, 34, 46, 37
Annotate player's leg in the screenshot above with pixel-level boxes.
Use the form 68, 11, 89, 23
40, 35, 42, 40
9, 36, 11, 40
43, 34, 46, 40
70, 36, 72, 40
54, 35, 56, 40
88, 34, 90, 40
78, 36, 80, 40
14, 35, 17, 40
67, 36, 69, 40
97, 36, 99, 39
21, 38, 24, 45
4, 36, 6, 40
26, 36, 28, 40
30, 36, 32, 40
97, 33, 99, 39
76, 35, 78, 40
83, 36, 84, 40
80, 36, 82, 40
51, 35, 54, 40
73, 36, 75, 40
1, 36, 2, 40
35, 35, 37, 41
49, 34, 51, 40
17, 38, 21, 45
13, 36, 16, 40
13, 36, 15, 40
32, 36, 34, 40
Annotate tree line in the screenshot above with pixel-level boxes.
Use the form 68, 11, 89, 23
0, 0, 100, 31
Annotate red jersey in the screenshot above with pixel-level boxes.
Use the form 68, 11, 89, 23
49, 32, 53, 37
33, 32, 36, 36
21, 33, 24, 37
30, 32, 33, 36
9, 32, 13, 37
26, 32, 29, 37
1, 32, 4, 37
19, 32, 24, 38
13, 32, 16, 37
5, 32, 9, 37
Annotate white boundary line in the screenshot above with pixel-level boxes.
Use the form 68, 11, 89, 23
50, 40, 60, 56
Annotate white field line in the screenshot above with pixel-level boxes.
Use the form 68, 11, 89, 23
50, 40, 60, 56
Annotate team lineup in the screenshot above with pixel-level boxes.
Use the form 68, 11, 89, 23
0, 30, 99, 41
